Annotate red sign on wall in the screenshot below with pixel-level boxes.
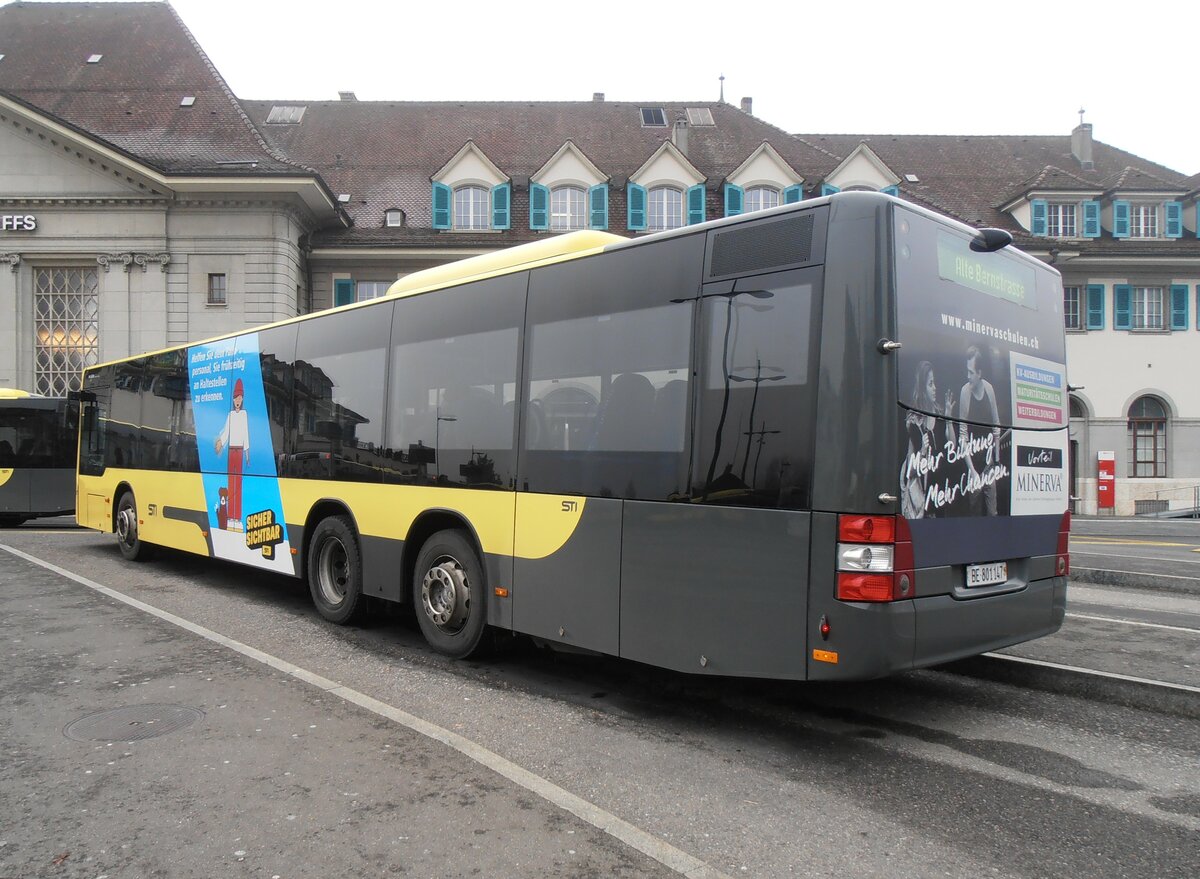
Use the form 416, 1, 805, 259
1097, 451, 1116, 509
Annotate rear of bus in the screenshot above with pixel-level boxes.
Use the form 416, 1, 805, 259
808, 194, 1069, 680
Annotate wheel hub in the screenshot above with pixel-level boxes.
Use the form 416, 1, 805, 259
421, 557, 470, 631
316, 538, 348, 606
117, 507, 136, 544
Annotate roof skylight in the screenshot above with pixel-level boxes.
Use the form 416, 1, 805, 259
87, 54, 103, 64
640, 108, 666, 127
266, 105, 306, 124
686, 108, 714, 126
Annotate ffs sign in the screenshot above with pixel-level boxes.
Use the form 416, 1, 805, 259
1, 215, 37, 232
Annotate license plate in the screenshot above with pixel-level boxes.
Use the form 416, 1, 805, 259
966, 562, 1008, 587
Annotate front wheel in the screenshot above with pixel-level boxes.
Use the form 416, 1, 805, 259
413, 530, 489, 659
307, 515, 366, 625
115, 491, 152, 560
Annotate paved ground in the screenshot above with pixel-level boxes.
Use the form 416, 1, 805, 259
0, 546, 677, 879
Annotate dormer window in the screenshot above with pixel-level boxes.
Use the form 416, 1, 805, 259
1046, 203, 1077, 237
1130, 203, 1158, 238
385, 209, 404, 227
648, 186, 685, 231
453, 186, 490, 230
745, 186, 780, 213
550, 186, 587, 231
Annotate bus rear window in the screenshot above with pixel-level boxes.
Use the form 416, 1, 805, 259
893, 207, 1067, 431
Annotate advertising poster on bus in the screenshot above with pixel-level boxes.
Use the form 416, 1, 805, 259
895, 216, 1069, 520
186, 333, 294, 572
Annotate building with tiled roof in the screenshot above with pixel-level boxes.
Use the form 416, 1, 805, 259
2, 0, 1198, 514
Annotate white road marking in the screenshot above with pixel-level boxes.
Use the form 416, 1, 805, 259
984, 651, 1200, 694
1066, 611, 1200, 635
0, 543, 731, 879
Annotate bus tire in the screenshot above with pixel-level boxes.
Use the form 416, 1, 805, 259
307, 515, 366, 625
115, 490, 153, 561
413, 530, 489, 659
0, 515, 26, 528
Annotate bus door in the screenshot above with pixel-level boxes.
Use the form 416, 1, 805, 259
514, 236, 705, 656
620, 266, 821, 679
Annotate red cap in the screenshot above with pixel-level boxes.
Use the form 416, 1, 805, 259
233, 378, 244, 397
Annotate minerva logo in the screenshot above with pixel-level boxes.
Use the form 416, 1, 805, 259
1015, 445, 1063, 494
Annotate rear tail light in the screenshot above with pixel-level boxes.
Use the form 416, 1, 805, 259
836, 514, 915, 602
1056, 509, 1071, 577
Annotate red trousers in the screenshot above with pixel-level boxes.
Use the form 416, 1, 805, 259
227, 447, 243, 521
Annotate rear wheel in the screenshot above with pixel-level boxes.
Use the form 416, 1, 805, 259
307, 515, 366, 625
115, 491, 152, 560
413, 530, 489, 659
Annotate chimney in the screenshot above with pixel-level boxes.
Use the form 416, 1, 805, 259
673, 113, 689, 156
593, 92, 605, 102
740, 96, 753, 116
1072, 122, 1094, 170
338, 91, 358, 102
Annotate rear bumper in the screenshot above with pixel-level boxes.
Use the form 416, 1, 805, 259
807, 575, 1066, 681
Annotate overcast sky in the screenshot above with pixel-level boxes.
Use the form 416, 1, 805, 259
167, 0, 1197, 176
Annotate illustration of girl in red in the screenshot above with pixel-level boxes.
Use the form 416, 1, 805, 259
214, 378, 249, 531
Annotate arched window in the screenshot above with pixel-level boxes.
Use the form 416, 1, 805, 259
1128, 395, 1167, 477
1069, 395, 1086, 419
550, 186, 587, 231
453, 186, 489, 230
647, 186, 684, 232
744, 186, 780, 214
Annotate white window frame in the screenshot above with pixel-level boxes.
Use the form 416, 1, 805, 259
647, 186, 685, 232
1046, 202, 1077, 238
453, 185, 489, 231
744, 186, 781, 214
1130, 203, 1159, 238
550, 185, 587, 231
385, 209, 404, 227
1063, 285, 1082, 331
356, 281, 391, 302
1131, 286, 1165, 331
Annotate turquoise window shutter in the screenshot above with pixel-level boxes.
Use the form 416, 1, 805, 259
334, 278, 355, 308
1082, 201, 1101, 237
529, 183, 549, 230
1112, 201, 1130, 238
1171, 284, 1189, 329
588, 184, 609, 230
1165, 201, 1183, 238
820, 183, 840, 196
1197, 286, 1200, 329
724, 184, 744, 216
1086, 284, 1105, 330
1030, 199, 1047, 236
687, 185, 706, 225
491, 183, 511, 230
882, 185, 899, 196
627, 183, 647, 230
1113, 284, 1132, 329
431, 182, 451, 229
783, 184, 803, 204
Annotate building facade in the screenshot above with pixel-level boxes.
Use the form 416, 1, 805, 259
2, 1, 1197, 514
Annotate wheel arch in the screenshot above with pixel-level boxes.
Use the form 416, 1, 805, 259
402, 508, 485, 606
112, 481, 135, 532
302, 498, 360, 567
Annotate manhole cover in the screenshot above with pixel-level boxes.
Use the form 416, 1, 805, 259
64, 704, 204, 742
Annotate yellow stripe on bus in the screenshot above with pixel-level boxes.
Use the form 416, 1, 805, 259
0, 468, 12, 488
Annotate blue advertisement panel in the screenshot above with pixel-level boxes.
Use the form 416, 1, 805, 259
187, 333, 294, 572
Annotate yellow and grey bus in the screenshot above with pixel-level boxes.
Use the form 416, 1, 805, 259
77, 192, 1071, 680
0, 389, 77, 527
